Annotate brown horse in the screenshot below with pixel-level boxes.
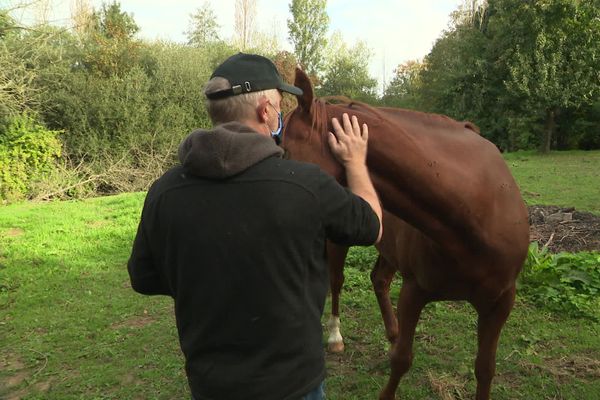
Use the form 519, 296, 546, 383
282, 69, 530, 400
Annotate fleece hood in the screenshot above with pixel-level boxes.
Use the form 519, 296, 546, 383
177, 122, 284, 179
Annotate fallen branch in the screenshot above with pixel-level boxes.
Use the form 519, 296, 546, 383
543, 232, 555, 250
34, 174, 102, 201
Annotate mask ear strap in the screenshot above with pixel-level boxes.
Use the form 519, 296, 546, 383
271, 111, 283, 143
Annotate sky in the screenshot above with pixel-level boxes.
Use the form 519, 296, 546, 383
6, 0, 465, 92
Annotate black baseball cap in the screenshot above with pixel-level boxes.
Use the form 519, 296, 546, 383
206, 53, 303, 100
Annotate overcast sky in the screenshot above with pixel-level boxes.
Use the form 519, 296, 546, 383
7, 0, 464, 91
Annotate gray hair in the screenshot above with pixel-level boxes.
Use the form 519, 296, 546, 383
204, 77, 279, 125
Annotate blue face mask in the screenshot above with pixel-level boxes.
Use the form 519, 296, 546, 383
269, 104, 284, 144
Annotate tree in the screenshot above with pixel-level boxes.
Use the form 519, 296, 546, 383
0, 9, 39, 119
272, 51, 299, 113
416, 0, 600, 152
318, 32, 377, 102
93, 1, 139, 40
185, 1, 220, 47
234, 0, 257, 51
496, 0, 600, 153
81, 1, 141, 77
71, 0, 95, 37
287, 0, 328, 76
382, 60, 424, 109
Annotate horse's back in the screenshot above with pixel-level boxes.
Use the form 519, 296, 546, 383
370, 107, 529, 281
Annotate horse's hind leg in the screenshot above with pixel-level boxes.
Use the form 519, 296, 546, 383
473, 285, 516, 400
370, 255, 399, 343
326, 241, 349, 353
379, 279, 428, 400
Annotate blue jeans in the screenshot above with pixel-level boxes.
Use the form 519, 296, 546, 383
300, 381, 326, 400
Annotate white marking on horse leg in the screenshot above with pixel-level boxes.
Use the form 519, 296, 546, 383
327, 315, 344, 353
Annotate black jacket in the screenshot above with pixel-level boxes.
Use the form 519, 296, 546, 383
128, 122, 379, 400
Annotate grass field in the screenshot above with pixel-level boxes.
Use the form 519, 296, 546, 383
504, 150, 600, 214
1, 151, 599, 399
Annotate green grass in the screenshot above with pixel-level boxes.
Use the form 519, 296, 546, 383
504, 150, 600, 214
325, 267, 600, 400
0, 194, 187, 399
1, 150, 600, 399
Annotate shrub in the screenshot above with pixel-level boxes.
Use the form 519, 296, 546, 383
518, 242, 600, 320
0, 115, 62, 201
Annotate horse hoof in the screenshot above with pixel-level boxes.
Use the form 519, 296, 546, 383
327, 341, 345, 353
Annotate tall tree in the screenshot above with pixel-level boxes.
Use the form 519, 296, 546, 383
71, 0, 95, 37
417, 0, 600, 152
0, 10, 35, 119
318, 32, 377, 102
496, 0, 600, 153
287, 0, 328, 76
185, 1, 220, 47
382, 60, 424, 109
82, 1, 140, 76
234, 0, 257, 51
93, 1, 139, 40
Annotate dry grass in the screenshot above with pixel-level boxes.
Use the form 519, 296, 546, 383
519, 355, 600, 383
427, 371, 469, 400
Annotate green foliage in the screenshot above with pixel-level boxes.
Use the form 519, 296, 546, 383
185, 1, 220, 47
0, 8, 16, 39
345, 245, 378, 271
0, 2, 244, 196
386, 0, 600, 152
419, 18, 509, 147
318, 32, 378, 102
382, 60, 424, 109
82, 1, 141, 77
0, 114, 62, 201
519, 242, 600, 320
96, 1, 139, 39
0, 16, 47, 119
497, 0, 600, 152
287, 0, 329, 76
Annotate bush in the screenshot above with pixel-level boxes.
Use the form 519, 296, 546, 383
518, 242, 600, 320
0, 115, 62, 201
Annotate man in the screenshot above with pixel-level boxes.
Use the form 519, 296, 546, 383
128, 53, 382, 400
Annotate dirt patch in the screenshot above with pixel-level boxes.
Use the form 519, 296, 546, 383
0, 354, 30, 400
86, 220, 108, 228
528, 205, 600, 253
3, 228, 24, 237
111, 315, 156, 330
3, 371, 28, 388
0, 353, 25, 371
121, 372, 144, 386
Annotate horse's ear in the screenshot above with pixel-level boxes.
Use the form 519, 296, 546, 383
294, 67, 314, 113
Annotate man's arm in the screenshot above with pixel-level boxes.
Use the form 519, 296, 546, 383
327, 113, 383, 243
128, 220, 171, 296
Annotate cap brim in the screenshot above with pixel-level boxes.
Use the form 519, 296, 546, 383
279, 82, 303, 96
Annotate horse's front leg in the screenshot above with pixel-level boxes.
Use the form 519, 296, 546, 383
326, 241, 349, 353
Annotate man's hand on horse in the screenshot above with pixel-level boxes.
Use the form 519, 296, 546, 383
328, 113, 369, 167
